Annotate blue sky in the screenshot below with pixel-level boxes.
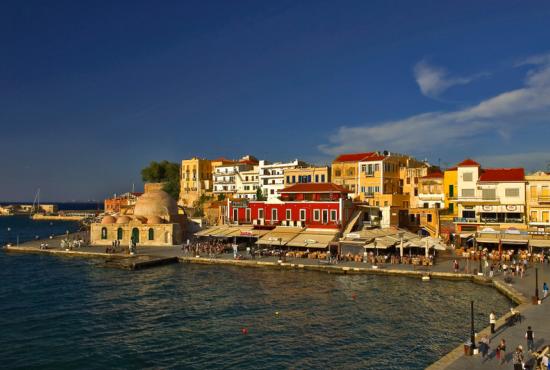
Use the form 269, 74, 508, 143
2, 0, 550, 201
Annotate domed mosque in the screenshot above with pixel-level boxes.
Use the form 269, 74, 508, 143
91, 183, 185, 247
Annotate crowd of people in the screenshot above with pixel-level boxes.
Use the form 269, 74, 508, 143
182, 239, 228, 257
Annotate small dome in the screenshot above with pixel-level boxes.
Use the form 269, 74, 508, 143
147, 215, 163, 224
101, 215, 116, 224
133, 190, 178, 222
116, 216, 131, 224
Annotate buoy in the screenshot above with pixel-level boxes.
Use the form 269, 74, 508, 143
241, 328, 248, 335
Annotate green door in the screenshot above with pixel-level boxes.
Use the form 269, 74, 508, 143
132, 228, 140, 243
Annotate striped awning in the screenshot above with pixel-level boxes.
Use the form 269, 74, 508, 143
286, 229, 338, 249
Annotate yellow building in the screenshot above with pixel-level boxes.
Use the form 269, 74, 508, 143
179, 157, 214, 208
284, 166, 330, 185
332, 152, 371, 197
526, 171, 550, 230
442, 167, 458, 219
401, 165, 429, 208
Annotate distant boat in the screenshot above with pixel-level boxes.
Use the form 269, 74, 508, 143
30, 188, 40, 218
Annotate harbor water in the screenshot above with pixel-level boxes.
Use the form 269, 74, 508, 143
0, 217, 513, 369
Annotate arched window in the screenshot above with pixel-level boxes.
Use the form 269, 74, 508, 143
148, 228, 154, 241
101, 227, 107, 240
117, 228, 123, 240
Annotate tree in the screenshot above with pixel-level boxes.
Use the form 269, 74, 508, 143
217, 194, 226, 201
256, 188, 266, 201
141, 160, 181, 200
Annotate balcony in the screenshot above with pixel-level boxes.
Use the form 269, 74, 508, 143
457, 196, 500, 203
417, 193, 445, 201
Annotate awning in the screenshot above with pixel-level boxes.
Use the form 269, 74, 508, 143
256, 227, 302, 246
459, 233, 474, 238
286, 230, 338, 249
501, 238, 528, 245
530, 239, 550, 248
476, 237, 500, 243
195, 226, 230, 237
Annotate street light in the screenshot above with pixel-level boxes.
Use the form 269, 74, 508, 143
470, 300, 476, 355
7, 227, 11, 246
535, 267, 539, 303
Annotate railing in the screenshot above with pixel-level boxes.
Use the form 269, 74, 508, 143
457, 196, 500, 202
453, 217, 478, 223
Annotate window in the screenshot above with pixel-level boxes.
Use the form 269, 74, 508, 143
375, 164, 380, 172
423, 203, 429, 208
462, 189, 475, 197
449, 203, 454, 213
233, 208, 238, 222
463, 172, 473, 181
435, 203, 440, 209
292, 176, 296, 183
117, 228, 123, 240
314, 209, 320, 221
530, 211, 538, 222
101, 227, 108, 240
148, 228, 154, 241
361, 164, 367, 173
427, 214, 433, 222
246, 208, 251, 222
286, 209, 292, 220
462, 210, 475, 219
270, 189, 275, 194
321, 174, 325, 182
315, 175, 319, 183
322, 210, 329, 224
330, 210, 337, 221
335, 169, 341, 177
505, 188, 519, 197
286, 176, 290, 183
258, 209, 264, 219
272, 208, 278, 221
300, 209, 306, 221
482, 188, 496, 200
347, 168, 354, 176
449, 184, 454, 197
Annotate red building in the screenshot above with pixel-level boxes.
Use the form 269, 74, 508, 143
104, 192, 143, 213
227, 183, 354, 230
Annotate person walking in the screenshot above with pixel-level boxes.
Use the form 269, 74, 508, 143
525, 326, 535, 352
512, 345, 524, 370
543, 282, 549, 299
490, 263, 495, 277
479, 335, 490, 360
453, 259, 459, 273
489, 311, 496, 334
496, 338, 506, 365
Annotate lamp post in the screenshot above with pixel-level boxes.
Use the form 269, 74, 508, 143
535, 267, 539, 303
7, 227, 11, 246
470, 300, 476, 355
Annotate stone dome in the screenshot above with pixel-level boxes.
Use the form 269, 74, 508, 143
147, 215, 163, 225
133, 216, 147, 224
101, 215, 116, 224
116, 215, 131, 224
133, 190, 178, 222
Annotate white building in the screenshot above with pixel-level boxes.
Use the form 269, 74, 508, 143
455, 159, 526, 228
258, 159, 307, 200
213, 156, 258, 198
235, 165, 260, 200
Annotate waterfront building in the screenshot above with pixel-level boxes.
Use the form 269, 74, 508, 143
258, 159, 308, 200
401, 160, 430, 208
417, 171, 445, 209
213, 155, 258, 199
284, 166, 330, 185
442, 167, 458, 220
227, 183, 354, 230
525, 171, 550, 231
454, 159, 526, 240
179, 157, 214, 208
91, 186, 184, 246
235, 165, 260, 200
331, 152, 376, 197
104, 192, 142, 213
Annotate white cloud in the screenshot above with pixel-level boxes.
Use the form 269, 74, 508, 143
319, 53, 550, 157
413, 60, 481, 98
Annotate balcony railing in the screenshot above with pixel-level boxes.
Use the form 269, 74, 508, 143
457, 196, 500, 202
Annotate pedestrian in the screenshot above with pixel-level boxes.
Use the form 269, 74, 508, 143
453, 259, 459, 273
489, 311, 496, 334
544, 282, 549, 299
479, 335, 490, 360
525, 326, 535, 352
496, 338, 506, 365
490, 263, 494, 277
512, 345, 524, 370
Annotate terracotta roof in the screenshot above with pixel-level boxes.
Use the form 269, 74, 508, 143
422, 171, 444, 179
211, 157, 235, 163
279, 183, 350, 193
333, 152, 377, 162
457, 158, 480, 167
479, 168, 525, 182
238, 159, 259, 165
362, 154, 386, 162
